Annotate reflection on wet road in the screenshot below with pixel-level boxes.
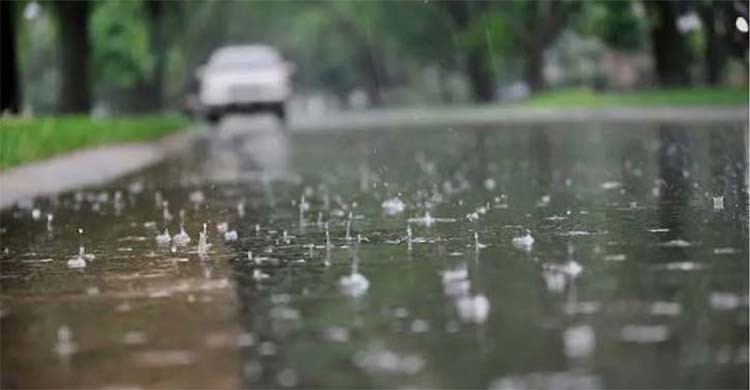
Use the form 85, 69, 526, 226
1, 115, 748, 388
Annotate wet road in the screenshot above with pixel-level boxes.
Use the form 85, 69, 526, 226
1, 115, 748, 388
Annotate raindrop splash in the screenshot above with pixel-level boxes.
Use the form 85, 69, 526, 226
53, 325, 77, 356
325, 222, 331, 248
156, 228, 171, 246
474, 231, 487, 250
345, 211, 353, 241
198, 223, 211, 256
299, 194, 310, 228
407, 224, 413, 251
162, 201, 173, 224
68, 228, 92, 268
224, 229, 238, 242
172, 211, 191, 246
339, 254, 369, 297
712, 196, 724, 211
381, 196, 406, 215
512, 229, 535, 251
253, 269, 270, 281
46, 213, 54, 232
456, 294, 490, 324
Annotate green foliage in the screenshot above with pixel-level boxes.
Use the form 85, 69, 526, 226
91, 0, 152, 88
164, 45, 186, 94
469, 11, 513, 72
280, 3, 361, 94
15, 0, 742, 112
378, 2, 457, 66
0, 115, 188, 169
583, 1, 646, 51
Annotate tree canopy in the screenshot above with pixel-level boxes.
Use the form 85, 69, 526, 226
3, 0, 747, 114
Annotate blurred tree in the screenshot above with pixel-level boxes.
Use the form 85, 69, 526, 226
325, 1, 389, 106
729, 1, 749, 51
54, 0, 91, 113
17, 1, 60, 114
142, 0, 166, 109
379, 1, 461, 103
90, 0, 152, 112
440, 1, 495, 102
644, 0, 693, 86
89, 0, 189, 112
91, 2, 151, 89
505, 0, 579, 92
1, 0, 21, 114
583, 0, 645, 51
175, 1, 232, 95
131, 0, 183, 111
440, 0, 576, 96
697, 0, 730, 85
280, 3, 360, 101
244, 0, 405, 106
723, 0, 748, 75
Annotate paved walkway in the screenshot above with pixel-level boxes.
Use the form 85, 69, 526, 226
0, 130, 197, 209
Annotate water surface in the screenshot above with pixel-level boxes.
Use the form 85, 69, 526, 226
2, 117, 747, 388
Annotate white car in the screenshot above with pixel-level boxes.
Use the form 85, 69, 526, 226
197, 45, 292, 124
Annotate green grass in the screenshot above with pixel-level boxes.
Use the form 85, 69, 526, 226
523, 87, 748, 107
0, 115, 189, 169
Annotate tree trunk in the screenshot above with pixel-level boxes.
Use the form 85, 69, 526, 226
440, 1, 494, 102
466, 47, 493, 102
646, 1, 692, 87
513, 1, 571, 93
328, 5, 386, 108
524, 45, 545, 92
699, 2, 728, 85
144, 0, 165, 110
56, 1, 92, 114
437, 68, 453, 104
1, 0, 21, 114
360, 46, 384, 107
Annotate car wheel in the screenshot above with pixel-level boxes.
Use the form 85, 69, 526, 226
272, 104, 286, 125
206, 112, 221, 125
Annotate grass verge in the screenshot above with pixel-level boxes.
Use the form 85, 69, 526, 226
523, 87, 748, 107
0, 115, 189, 169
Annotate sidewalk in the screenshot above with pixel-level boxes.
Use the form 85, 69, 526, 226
0, 129, 198, 209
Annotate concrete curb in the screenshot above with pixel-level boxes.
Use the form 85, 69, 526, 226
0, 128, 201, 210
290, 106, 749, 132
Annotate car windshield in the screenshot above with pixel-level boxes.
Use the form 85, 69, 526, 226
210, 48, 280, 70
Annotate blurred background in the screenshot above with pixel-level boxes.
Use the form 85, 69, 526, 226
1, 0, 748, 117
1, 3, 749, 388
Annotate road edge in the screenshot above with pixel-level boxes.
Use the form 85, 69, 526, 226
291, 106, 749, 132
0, 127, 201, 210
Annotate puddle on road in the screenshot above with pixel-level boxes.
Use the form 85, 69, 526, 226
1, 118, 748, 388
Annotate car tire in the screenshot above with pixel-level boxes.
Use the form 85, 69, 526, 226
272, 104, 286, 125
206, 112, 221, 125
